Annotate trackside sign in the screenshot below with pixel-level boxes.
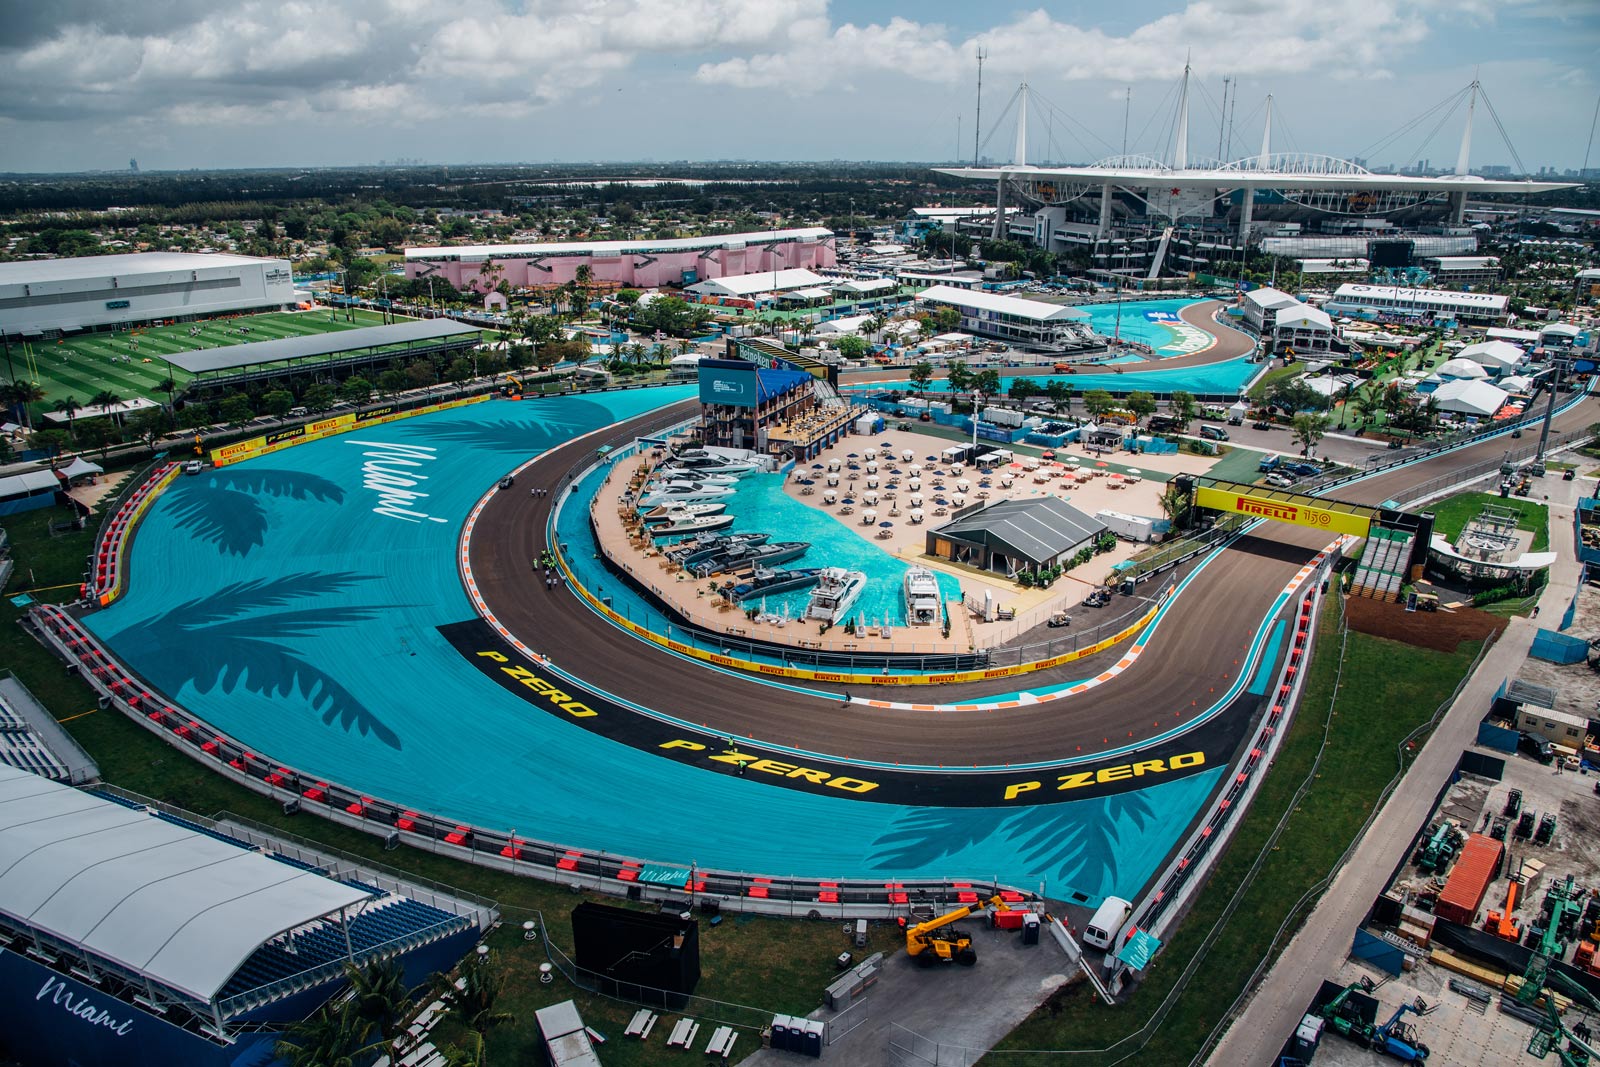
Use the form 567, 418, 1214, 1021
1194, 485, 1372, 538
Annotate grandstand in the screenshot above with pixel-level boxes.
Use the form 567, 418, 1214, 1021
0, 764, 492, 1067
0, 674, 96, 784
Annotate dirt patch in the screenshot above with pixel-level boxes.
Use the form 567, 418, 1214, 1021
1344, 594, 1508, 653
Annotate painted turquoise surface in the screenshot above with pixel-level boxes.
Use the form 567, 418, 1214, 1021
83, 388, 1219, 897
854, 356, 1262, 397
1078, 298, 1203, 354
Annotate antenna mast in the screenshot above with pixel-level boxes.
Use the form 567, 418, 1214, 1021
973, 45, 987, 167
1121, 87, 1131, 156
1217, 76, 1231, 161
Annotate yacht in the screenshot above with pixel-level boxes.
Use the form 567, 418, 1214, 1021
724, 567, 823, 602
666, 531, 769, 566
804, 567, 868, 624
640, 480, 736, 507
902, 566, 942, 626
650, 513, 735, 537
641, 501, 726, 524
689, 540, 810, 578
650, 470, 738, 486
659, 454, 758, 476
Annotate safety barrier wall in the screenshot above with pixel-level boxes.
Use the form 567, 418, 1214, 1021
89, 463, 179, 606
28, 603, 1043, 917
209, 394, 489, 467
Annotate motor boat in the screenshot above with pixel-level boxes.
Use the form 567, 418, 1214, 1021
640, 480, 736, 506
666, 531, 770, 565
650, 470, 739, 486
660, 453, 759, 476
902, 566, 942, 626
804, 567, 868, 624
724, 567, 823, 602
689, 540, 810, 578
641, 501, 726, 524
650, 513, 735, 537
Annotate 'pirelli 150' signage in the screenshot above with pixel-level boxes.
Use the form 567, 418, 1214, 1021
1194, 485, 1372, 539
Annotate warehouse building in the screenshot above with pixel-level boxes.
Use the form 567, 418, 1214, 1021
0, 252, 295, 338
914, 285, 1096, 352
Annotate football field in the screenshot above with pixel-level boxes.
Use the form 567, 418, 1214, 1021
7, 308, 401, 407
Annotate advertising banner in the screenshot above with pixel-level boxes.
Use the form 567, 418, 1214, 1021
210, 396, 487, 466
1195, 485, 1372, 538
697, 364, 757, 407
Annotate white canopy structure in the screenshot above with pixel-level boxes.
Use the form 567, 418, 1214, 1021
1498, 375, 1535, 394
1455, 339, 1524, 371
815, 315, 872, 336
685, 268, 829, 299
1436, 358, 1491, 380
55, 457, 103, 482
0, 764, 371, 1004
1431, 378, 1508, 417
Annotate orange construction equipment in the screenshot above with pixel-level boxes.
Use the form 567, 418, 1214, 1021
1484, 879, 1521, 941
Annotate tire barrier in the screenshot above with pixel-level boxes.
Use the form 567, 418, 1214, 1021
28, 602, 1044, 919
87, 463, 179, 607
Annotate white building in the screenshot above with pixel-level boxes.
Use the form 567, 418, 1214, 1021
1324, 283, 1509, 325
914, 285, 1093, 351
1242, 288, 1332, 355
0, 252, 295, 337
1431, 378, 1508, 418
684, 268, 830, 301
1421, 255, 1500, 287
1240, 288, 1300, 333
1435, 357, 1491, 380
1454, 339, 1524, 374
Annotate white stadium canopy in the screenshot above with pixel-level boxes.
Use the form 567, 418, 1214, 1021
1431, 378, 1508, 417
0, 764, 371, 1004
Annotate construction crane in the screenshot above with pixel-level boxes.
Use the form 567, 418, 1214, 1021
1528, 969, 1600, 1065
1485, 877, 1522, 942
898, 896, 1009, 967
1522, 876, 1586, 1004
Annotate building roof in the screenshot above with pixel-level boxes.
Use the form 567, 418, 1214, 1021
1541, 323, 1581, 338
1486, 327, 1541, 343
915, 286, 1090, 322
0, 470, 62, 497
0, 252, 280, 285
1425, 256, 1499, 269
1330, 283, 1510, 312
1242, 287, 1300, 311
406, 227, 833, 262
686, 268, 830, 299
0, 764, 371, 1003
162, 318, 481, 374
1455, 339, 1525, 368
933, 163, 1578, 197
1275, 305, 1332, 331
832, 278, 899, 294
1436, 357, 1491, 379
1431, 378, 1508, 416
934, 496, 1105, 564
815, 315, 871, 334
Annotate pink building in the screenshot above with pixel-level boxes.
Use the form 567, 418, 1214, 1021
404, 228, 836, 291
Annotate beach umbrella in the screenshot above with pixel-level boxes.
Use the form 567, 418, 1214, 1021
879, 521, 893, 528
847, 453, 859, 458
1067, 456, 1081, 465
1096, 460, 1109, 468
841, 496, 856, 504
811, 463, 824, 469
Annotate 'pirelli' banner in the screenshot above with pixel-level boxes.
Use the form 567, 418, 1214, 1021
210, 395, 488, 466
1195, 484, 1372, 538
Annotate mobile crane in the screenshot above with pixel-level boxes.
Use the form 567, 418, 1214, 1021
899, 896, 1011, 967
1527, 969, 1600, 1065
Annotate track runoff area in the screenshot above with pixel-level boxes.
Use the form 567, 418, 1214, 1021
79, 372, 1598, 904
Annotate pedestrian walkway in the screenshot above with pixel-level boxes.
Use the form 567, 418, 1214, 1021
1206, 462, 1586, 1066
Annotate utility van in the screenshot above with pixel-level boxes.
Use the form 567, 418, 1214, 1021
1082, 896, 1133, 951
1200, 425, 1230, 442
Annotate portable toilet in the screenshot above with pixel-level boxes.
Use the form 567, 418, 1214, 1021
1022, 913, 1041, 946
771, 1014, 795, 1052
801, 1020, 825, 1058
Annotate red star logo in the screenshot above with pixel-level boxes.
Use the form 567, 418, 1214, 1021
1170, 187, 1181, 196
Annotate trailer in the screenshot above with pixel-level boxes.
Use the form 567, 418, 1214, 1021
1096, 509, 1156, 543
1435, 833, 1503, 925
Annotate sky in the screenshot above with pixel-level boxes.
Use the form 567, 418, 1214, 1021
0, 0, 1596, 175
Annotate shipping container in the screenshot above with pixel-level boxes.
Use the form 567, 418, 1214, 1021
1435, 833, 1503, 925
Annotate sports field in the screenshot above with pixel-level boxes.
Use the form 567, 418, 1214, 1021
8, 308, 402, 407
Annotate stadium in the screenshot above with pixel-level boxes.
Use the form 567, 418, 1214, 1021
404, 227, 837, 291
0, 252, 297, 339
936, 73, 1579, 281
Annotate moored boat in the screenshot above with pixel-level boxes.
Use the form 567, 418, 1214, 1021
902, 566, 942, 626
804, 567, 868, 624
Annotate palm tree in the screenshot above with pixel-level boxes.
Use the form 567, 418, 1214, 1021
573, 264, 594, 318
89, 389, 122, 420
908, 362, 934, 402
1291, 412, 1329, 458
440, 1032, 488, 1067
1334, 381, 1359, 428
431, 950, 514, 1037
276, 1006, 379, 1067
53, 396, 82, 438
345, 958, 411, 1045
1, 380, 45, 430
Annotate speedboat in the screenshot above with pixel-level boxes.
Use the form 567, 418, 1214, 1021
804, 567, 868, 624
650, 470, 738, 486
666, 531, 770, 565
641, 501, 726, 524
650, 513, 735, 537
640, 480, 736, 506
669, 449, 762, 475
689, 540, 810, 578
902, 566, 942, 626
724, 567, 823, 602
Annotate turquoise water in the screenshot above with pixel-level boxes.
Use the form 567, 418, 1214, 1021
81, 389, 1220, 894
857, 356, 1263, 397
1079, 298, 1203, 355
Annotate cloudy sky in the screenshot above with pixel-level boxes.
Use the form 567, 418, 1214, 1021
0, 0, 1595, 174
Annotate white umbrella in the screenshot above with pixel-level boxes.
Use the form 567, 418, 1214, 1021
867, 477, 879, 489
865, 491, 879, 505
957, 479, 970, 493
863, 509, 877, 524
910, 509, 924, 523
910, 494, 924, 507
953, 494, 966, 507
909, 479, 922, 491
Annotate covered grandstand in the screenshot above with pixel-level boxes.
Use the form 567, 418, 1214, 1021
164, 318, 482, 393
0, 764, 491, 1066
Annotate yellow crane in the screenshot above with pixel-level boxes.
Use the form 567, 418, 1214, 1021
899, 896, 1010, 967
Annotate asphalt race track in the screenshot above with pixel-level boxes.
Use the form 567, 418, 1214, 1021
466, 380, 1599, 806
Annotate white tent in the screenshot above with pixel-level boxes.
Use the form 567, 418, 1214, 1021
1436, 358, 1490, 380
1498, 374, 1535, 394
55, 457, 103, 482
1455, 339, 1524, 371
815, 315, 872, 336
1431, 378, 1509, 418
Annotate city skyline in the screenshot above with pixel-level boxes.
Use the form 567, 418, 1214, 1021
0, 0, 1596, 175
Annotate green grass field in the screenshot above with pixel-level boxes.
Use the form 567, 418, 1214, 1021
1429, 491, 1550, 553
10, 308, 400, 408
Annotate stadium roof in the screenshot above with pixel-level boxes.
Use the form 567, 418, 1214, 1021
0, 252, 279, 285
163, 318, 481, 374
406, 227, 833, 262
1330, 283, 1510, 312
933, 162, 1579, 196
0, 764, 371, 1003
916, 285, 1090, 322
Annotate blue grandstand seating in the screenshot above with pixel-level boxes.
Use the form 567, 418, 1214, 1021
151, 811, 255, 850
88, 789, 148, 812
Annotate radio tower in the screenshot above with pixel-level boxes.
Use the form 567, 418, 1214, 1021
973, 45, 987, 167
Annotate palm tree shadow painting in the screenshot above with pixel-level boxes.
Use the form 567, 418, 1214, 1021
388, 401, 615, 455
168, 468, 346, 557
115, 572, 403, 749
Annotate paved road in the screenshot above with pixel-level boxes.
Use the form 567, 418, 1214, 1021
1205, 452, 1591, 1067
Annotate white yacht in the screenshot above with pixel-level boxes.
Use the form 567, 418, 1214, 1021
652, 470, 739, 486
650, 513, 735, 536
804, 567, 868, 624
641, 501, 726, 524
640, 480, 736, 506
902, 566, 942, 626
